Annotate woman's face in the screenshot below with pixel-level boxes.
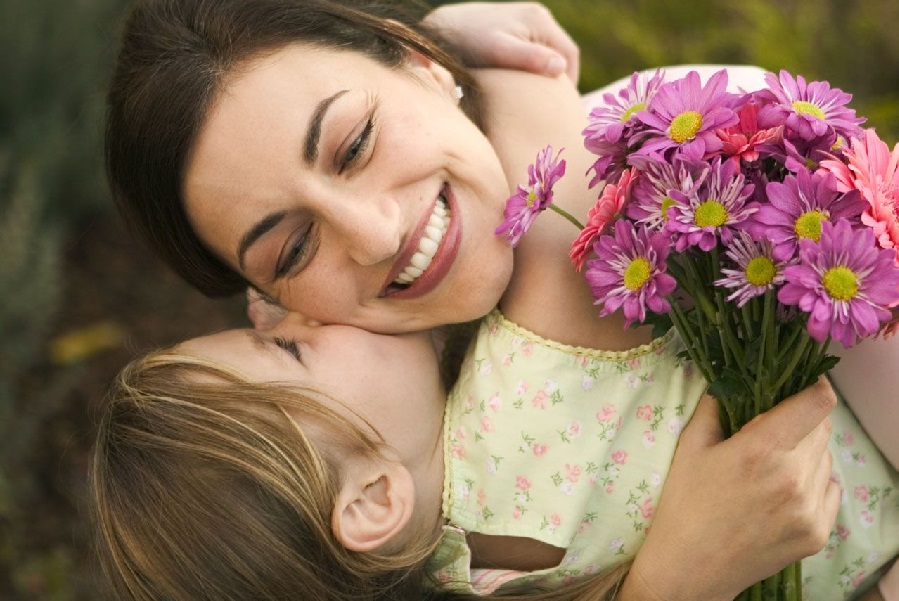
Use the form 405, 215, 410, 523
184, 44, 514, 334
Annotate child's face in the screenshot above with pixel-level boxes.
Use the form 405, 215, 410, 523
178, 316, 446, 454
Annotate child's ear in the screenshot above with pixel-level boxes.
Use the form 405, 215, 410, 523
405, 48, 456, 99
331, 458, 415, 552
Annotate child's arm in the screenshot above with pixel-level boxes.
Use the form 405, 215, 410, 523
829, 335, 899, 469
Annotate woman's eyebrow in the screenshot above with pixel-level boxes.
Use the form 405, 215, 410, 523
303, 89, 349, 165
238, 210, 287, 270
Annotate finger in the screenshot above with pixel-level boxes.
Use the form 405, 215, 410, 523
530, 20, 580, 83
487, 34, 570, 80
678, 393, 725, 451
748, 377, 836, 449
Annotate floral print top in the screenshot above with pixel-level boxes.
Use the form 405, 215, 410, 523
426, 310, 898, 600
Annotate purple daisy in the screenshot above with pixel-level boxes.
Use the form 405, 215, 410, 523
667, 157, 757, 252
632, 69, 739, 162
584, 69, 665, 145
585, 220, 676, 327
756, 70, 865, 142
495, 145, 566, 246
778, 219, 899, 348
743, 166, 867, 261
714, 230, 789, 307
626, 155, 708, 233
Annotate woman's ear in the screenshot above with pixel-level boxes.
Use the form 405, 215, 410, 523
405, 48, 457, 100
331, 457, 415, 552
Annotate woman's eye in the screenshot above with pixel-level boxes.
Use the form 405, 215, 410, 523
339, 115, 374, 173
273, 336, 301, 361
275, 225, 313, 279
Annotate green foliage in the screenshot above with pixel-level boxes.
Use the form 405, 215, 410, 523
542, 0, 899, 139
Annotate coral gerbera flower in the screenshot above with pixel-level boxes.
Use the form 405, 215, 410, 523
778, 219, 899, 348
585, 220, 676, 327
715, 101, 783, 166
667, 157, 757, 252
714, 231, 788, 307
820, 128, 899, 259
745, 166, 866, 261
633, 69, 739, 162
570, 168, 638, 271
756, 70, 864, 142
495, 145, 566, 246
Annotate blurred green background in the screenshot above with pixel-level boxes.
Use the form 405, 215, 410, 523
1, 0, 897, 598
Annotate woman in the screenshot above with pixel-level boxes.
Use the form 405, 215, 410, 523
102, 0, 846, 598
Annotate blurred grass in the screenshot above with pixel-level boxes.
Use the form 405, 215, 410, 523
1, 0, 897, 599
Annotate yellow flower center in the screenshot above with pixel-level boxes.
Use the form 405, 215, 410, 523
526, 189, 537, 208
669, 110, 703, 143
745, 257, 776, 286
694, 200, 727, 228
621, 102, 646, 122
822, 266, 859, 301
794, 210, 828, 242
791, 100, 826, 120
623, 257, 652, 291
660, 196, 676, 221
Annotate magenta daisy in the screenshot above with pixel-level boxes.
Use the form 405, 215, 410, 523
495, 145, 566, 246
667, 157, 757, 252
585, 220, 676, 327
570, 168, 638, 271
820, 128, 899, 259
714, 231, 788, 307
778, 219, 899, 347
756, 70, 864, 142
626, 156, 708, 233
632, 69, 739, 162
744, 166, 866, 261
584, 69, 665, 144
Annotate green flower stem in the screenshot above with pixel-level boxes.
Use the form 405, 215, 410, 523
771, 334, 813, 394
548, 204, 584, 230
667, 299, 715, 382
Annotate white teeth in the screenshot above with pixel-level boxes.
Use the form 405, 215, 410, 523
393, 195, 450, 287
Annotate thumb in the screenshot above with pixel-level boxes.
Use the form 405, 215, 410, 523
679, 394, 725, 452
490, 34, 568, 78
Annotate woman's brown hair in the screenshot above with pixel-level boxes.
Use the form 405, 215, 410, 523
90, 348, 630, 601
105, 0, 482, 298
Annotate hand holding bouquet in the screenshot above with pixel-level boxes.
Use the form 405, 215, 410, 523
497, 67, 899, 600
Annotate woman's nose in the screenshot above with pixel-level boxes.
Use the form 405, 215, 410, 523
328, 194, 402, 266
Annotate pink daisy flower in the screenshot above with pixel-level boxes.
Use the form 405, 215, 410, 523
495, 145, 566, 246
820, 128, 899, 259
714, 231, 789, 307
756, 70, 864, 142
586, 220, 676, 327
778, 219, 899, 348
633, 69, 739, 162
570, 168, 638, 271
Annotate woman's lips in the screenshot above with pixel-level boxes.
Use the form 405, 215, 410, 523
381, 184, 460, 299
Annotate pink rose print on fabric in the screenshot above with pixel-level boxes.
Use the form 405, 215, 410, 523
596, 403, 617, 423
640, 498, 654, 519
481, 415, 494, 433
487, 393, 502, 413
515, 476, 533, 491
860, 509, 874, 528
837, 524, 851, 541
854, 485, 870, 502
514, 380, 529, 395
522, 342, 535, 357
512, 506, 523, 520
642, 430, 656, 448
636, 404, 653, 421
611, 449, 628, 465
532, 390, 549, 409
565, 421, 582, 439
450, 444, 465, 459
565, 464, 582, 483
533, 443, 548, 457
502, 354, 513, 367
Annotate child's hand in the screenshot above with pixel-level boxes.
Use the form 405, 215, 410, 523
622, 379, 840, 601
423, 2, 580, 84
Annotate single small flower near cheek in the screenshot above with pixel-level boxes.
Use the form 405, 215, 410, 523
495, 145, 566, 246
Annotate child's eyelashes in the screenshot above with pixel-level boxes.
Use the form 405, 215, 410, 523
273, 336, 302, 361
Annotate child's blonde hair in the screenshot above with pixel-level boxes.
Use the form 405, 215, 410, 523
90, 347, 631, 601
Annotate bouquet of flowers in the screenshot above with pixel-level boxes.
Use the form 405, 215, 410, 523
497, 68, 899, 600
